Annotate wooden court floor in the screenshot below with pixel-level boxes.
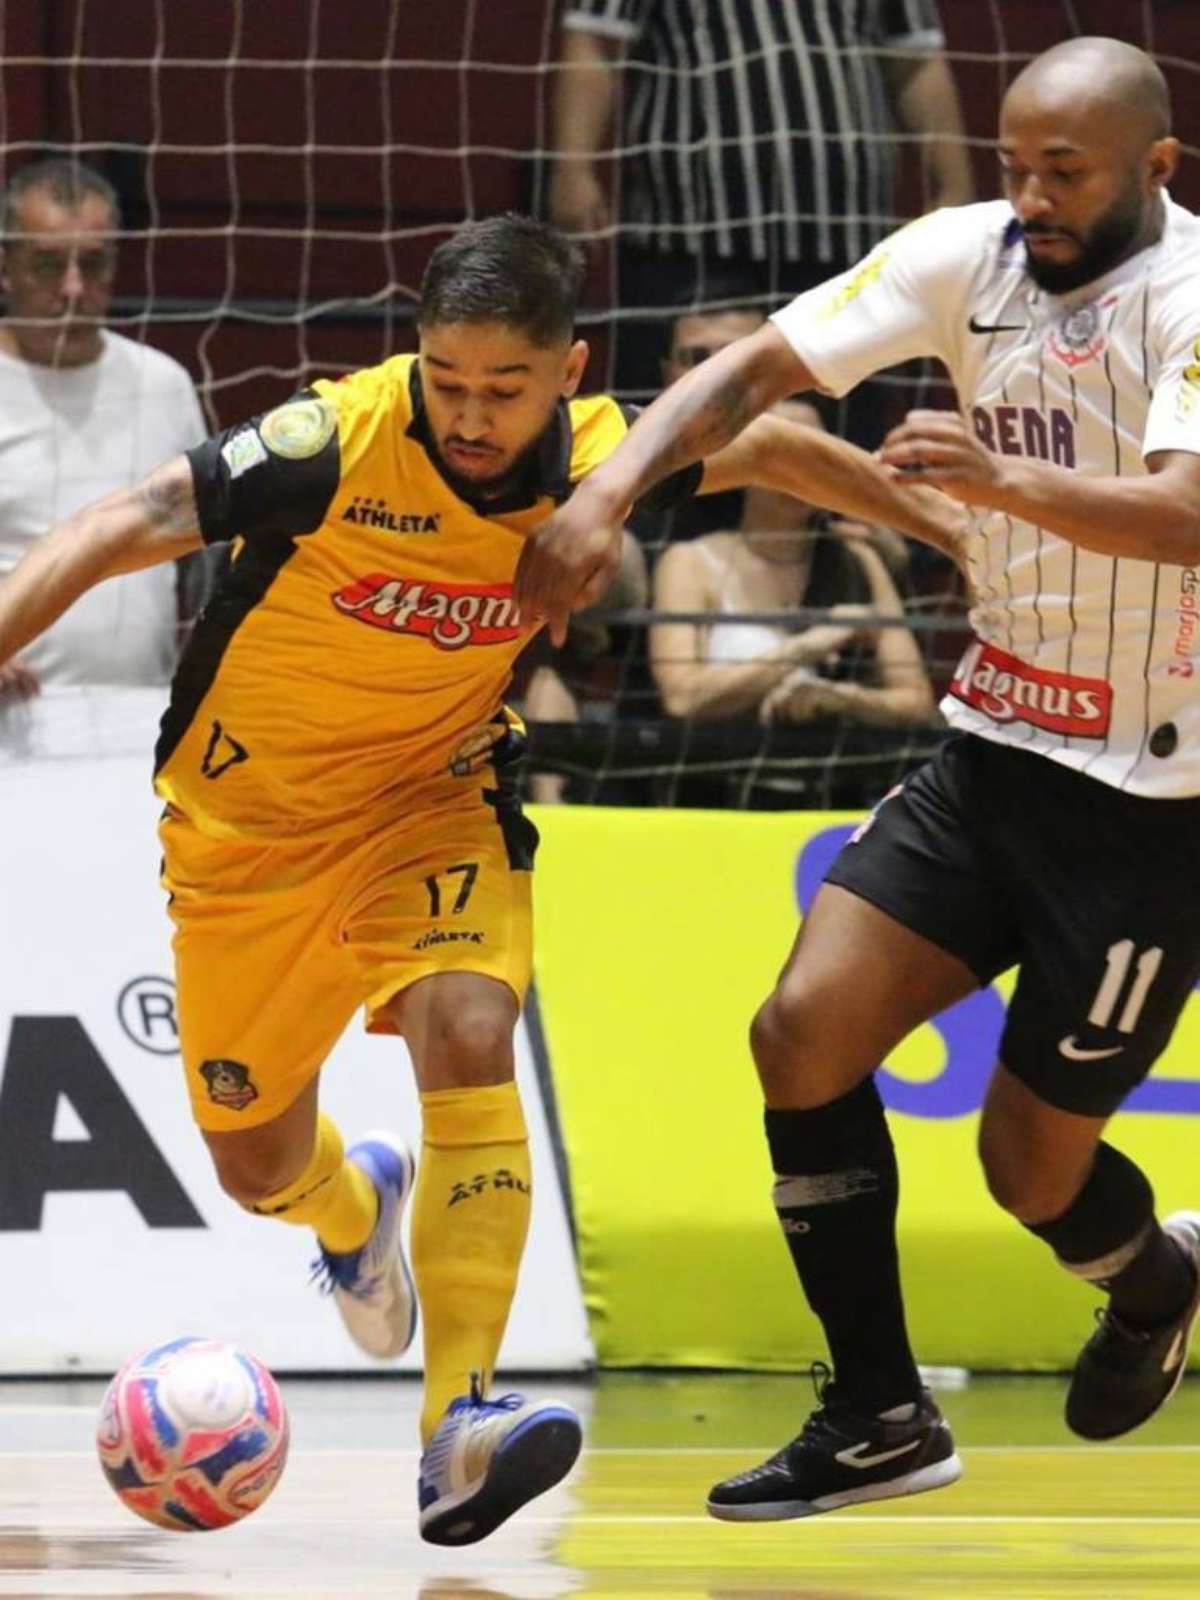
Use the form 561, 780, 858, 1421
1, 1371, 1198, 1598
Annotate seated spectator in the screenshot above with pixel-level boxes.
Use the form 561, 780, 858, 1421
0, 158, 209, 703
650, 400, 935, 803
520, 529, 649, 804
636, 305, 768, 549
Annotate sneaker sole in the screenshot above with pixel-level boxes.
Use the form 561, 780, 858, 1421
706, 1452, 963, 1522
1068, 1210, 1200, 1442
340, 1130, 418, 1360
419, 1408, 583, 1546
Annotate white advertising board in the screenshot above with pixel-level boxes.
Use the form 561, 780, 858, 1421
0, 688, 592, 1374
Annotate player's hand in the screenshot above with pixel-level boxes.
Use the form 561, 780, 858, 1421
448, 718, 509, 778
878, 410, 1007, 507
515, 500, 626, 647
0, 660, 39, 701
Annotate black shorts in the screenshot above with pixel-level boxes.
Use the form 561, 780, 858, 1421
825, 734, 1200, 1117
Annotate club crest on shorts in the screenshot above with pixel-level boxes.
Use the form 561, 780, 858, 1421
199, 1058, 260, 1112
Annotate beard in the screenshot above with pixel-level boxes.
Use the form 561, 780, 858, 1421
430, 439, 531, 503
1022, 185, 1148, 294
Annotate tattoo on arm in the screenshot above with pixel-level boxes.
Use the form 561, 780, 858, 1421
135, 459, 199, 534
653, 378, 761, 481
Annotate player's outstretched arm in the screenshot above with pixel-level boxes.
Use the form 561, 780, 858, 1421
880, 411, 1200, 564
701, 414, 969, 573
0, 454, 202, 671
516, 322, 809, 644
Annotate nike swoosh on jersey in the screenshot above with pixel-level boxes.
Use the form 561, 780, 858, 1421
968, 313, 1027, 334
833, 1437, 922, 1470
1058, 1036, 1124, 1062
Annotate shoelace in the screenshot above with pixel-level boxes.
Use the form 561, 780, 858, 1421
308, 1247, 384, 1300
460, 1372, 525, 1417
1085, 1305, 1154, 1371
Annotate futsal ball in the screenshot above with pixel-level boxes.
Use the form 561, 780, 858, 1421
96, 1335, 290, 1531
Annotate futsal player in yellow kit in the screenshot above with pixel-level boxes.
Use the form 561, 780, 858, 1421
0, 214, 963, 1544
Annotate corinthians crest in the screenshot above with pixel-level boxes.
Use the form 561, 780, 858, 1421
1047, 292, 1118, 368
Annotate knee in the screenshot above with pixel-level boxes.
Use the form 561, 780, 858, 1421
749, 986, 821, 1101
977, 1126, 1082, 1224
424, 1001, 514, 1085
206, 1134, 306, 1209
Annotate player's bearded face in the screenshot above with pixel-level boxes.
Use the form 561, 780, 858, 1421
1020, 171, 1147, 294
419, 322, 588, 499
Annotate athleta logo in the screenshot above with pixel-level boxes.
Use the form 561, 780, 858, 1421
412, 928, 485, 951
448, 1169, 531, 1207
341, 497, 440, 534
950, 639, 1112, 739
332, 574, 525, 650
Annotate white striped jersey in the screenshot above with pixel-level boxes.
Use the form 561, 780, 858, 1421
772, 197, 1200, 797
561, 0, 944, 265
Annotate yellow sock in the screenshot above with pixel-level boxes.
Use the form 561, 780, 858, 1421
251, 1112, 379, 1254
412, 1081, 531, 1445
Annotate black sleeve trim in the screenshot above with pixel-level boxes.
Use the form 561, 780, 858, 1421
186, 391, 341, 546
632, 459, 704, 515
615, 402, 704, 514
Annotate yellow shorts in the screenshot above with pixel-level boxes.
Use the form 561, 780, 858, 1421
161, 791, 536, 1132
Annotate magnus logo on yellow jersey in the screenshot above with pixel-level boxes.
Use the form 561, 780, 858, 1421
331, 575, 526, 650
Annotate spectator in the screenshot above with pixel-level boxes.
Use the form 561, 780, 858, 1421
521, 528, 649, 803
650, 399, 935, 804
0, 158, 208, 702
549, 0, 972, 405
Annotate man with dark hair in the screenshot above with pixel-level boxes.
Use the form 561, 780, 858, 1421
418, 212, 586, 345
0, 157, 207, 701
519, 37, 1200, 1519
0, 210, 961, 1543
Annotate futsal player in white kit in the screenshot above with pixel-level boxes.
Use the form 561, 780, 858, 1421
516, 35, 1200, 1517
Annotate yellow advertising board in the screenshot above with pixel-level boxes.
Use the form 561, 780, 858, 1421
531, 806, 1200, 1370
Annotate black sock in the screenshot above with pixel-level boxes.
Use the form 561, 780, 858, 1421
765, 1078, 921, 1413
1025, 1142, 1195, 1329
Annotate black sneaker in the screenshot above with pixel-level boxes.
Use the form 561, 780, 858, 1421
1066, 1210, 1200, 1441
706, 1366, 962, 1522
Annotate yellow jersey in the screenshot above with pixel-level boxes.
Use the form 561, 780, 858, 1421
154, 354, 696, 840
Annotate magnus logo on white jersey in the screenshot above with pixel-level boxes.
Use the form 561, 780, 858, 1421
950, 640, 1112, 739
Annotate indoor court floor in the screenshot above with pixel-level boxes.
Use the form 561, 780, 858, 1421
1, 1370, 1197, 1599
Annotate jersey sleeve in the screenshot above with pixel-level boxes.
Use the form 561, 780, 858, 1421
1142, 272, 1200, 460
770, 208, 972, 397
878, 0, 945, 49
561, 0, 649, 41
185, 391, 342, 545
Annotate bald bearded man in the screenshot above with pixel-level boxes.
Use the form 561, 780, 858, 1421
517, 37, 1200, 1518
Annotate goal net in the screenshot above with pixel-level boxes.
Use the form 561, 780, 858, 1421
0, 0, 1193, 803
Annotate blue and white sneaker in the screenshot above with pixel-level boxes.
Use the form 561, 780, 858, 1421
311, 1131, 417, 1360
418, 1376, 583, 1545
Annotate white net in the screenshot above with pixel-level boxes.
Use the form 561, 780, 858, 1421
0, 0, 1196, 803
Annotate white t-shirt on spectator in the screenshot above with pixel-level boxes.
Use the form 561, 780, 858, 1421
771, 197, 1200, 797
0, 329, 206, 686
